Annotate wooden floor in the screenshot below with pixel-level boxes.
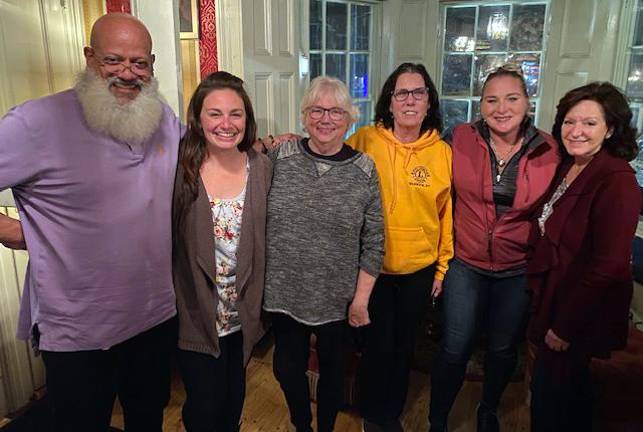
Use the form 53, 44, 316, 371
111, 346, 530, 432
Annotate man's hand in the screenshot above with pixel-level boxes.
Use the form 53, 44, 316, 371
0, 214, 26, 250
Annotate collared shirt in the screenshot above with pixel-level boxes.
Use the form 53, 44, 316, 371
0, 89, 180, 351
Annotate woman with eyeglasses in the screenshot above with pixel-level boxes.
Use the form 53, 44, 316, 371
263, 75, 384, 432
346, 63, 454, 432
428, 65, 560, 432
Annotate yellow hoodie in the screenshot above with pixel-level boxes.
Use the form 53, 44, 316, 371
347, 125, 453, 279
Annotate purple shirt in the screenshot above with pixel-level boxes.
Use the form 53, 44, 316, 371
0, 90, 179, 351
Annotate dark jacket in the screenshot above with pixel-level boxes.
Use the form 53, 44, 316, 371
173, 148, 272, 365
527, 149, 641, 358
451, 121, 560, 271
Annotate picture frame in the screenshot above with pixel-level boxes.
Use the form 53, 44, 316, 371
179, 0, 199, 40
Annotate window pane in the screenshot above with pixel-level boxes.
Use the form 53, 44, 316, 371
529, 101, 537, 119
444, 7, 476, 52
355, 101, 372, 130
474, 54, 507, 96
476, 6, 510, 52
351, 5, 371, 51
510, 4, 546, 51
442, 54, 472, 96
350, 54, 369, 98
507, 53, 542, 97
310, 53, 322, 80
326, 53, 347, 83
441, 99, 470, 132
634, 9, 643, 46
627, 52, 643, 100
471, 99, 481, 121
326, 2, 348, 50
310, 0, 323, 50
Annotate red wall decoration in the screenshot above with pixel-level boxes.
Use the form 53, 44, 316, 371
105, 0, 131, 13
199, 0, 219, 77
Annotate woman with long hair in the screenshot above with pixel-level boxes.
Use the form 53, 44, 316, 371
172, 71, 272, 432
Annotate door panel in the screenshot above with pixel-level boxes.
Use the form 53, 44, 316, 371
539, 0, 622, 131
242, 0, 303, 136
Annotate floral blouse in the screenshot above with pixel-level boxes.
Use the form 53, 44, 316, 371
210, 185, 246, 337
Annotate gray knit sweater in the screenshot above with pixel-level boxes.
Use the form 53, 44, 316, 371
263, 139, 384, 325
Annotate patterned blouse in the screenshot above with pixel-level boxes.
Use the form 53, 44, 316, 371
538, 178, 568, 236
210, 182, 246, 337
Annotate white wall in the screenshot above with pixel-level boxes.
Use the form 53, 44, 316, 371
131, 0, 183, 116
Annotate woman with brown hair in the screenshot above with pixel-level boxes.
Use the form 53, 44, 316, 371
172, 71, 272, 432
528, 82, 641, 431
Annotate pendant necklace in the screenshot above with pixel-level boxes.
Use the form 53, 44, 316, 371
490, 137, 523, 183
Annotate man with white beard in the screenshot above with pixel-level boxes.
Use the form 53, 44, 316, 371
0, 13, 180, 432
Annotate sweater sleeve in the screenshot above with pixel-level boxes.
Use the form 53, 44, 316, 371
552, 171, 641, 343
359, 165, 384, 277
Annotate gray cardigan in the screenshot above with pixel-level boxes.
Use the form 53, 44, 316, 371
173, 148, 272, 365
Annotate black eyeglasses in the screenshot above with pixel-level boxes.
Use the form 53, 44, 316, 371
90, 48, 152, 76
307, 106, 347, 121
392, 87, 429, 102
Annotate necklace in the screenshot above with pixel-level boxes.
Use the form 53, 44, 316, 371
490, 137, 523, 183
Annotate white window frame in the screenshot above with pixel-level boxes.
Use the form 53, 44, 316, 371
437, 0, 551, 130
308, 0, 382, 133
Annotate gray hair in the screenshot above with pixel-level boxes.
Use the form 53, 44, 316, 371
300, 76, 360, 125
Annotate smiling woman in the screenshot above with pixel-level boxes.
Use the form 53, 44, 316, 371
528, 82, 641, 431
263, 76, 384, 432
346, 63, 453, 432
172, 71, 272, 431
429, 64, 560, 432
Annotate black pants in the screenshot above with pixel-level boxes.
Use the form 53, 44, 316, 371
41, 317, 177, 432
357, 264, 435, 425
530, 347, 593, 432
178, 331, 245, 432
271, 313, 347, 432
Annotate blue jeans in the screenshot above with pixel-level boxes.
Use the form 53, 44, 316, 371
429, 259, 530, 429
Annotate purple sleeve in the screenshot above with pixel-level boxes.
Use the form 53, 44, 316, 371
0, 106, 42, 190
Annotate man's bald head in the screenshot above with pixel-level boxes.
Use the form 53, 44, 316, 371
90, 13, 152, 53
84, 13, 155, 103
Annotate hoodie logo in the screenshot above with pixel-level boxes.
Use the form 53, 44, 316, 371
410, 166, 430, 187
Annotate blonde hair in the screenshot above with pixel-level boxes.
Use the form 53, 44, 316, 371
300, 76, 360, 125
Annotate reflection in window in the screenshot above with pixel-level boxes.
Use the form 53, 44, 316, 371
439, 1, 549, 132
310, 1, 375, 130
442, 100, 470, 135
326, 2, 347, 50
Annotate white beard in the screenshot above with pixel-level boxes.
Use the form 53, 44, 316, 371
74, 69, 164, 145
